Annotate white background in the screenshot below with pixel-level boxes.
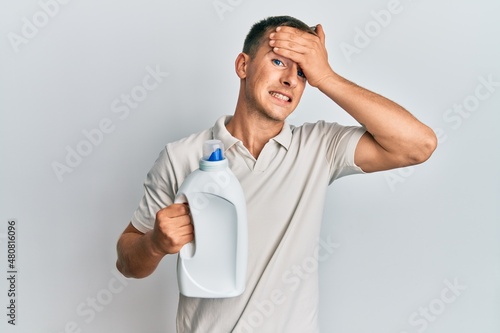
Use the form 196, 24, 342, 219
1, 0, 499, 332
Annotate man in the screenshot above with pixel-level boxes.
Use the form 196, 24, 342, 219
116, 16, 437, 332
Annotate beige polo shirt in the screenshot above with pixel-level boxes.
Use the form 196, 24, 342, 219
131, 115, 366, 333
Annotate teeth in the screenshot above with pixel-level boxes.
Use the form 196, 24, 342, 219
270, 92, 290, 101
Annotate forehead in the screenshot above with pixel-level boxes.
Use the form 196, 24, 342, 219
252, 28, 274, 54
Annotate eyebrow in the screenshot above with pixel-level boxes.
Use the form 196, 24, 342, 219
266, 51, 305, 74
266, 49, 290, 63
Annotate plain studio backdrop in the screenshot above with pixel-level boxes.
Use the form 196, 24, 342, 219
1, 0, 499, 332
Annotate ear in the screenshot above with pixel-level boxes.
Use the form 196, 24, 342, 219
235, 52, 250, 79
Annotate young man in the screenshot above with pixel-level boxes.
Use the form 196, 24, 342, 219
116, 16, 437, 332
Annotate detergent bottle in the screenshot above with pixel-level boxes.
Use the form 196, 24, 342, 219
175, 139, 247, 298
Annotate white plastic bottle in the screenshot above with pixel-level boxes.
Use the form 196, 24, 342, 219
174, 139, 247, 298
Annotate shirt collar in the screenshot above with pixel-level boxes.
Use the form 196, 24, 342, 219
212, 115, 293, 151
272, 120, 293, 150
212, 116, 240, 152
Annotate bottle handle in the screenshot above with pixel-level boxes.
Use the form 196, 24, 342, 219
174, 194, 195, 259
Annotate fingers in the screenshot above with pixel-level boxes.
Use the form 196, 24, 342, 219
269, 24, 333, 88
269, 30, 311, 54
152, 204, 194, 254
270, 25, 322, 47
161, 202, 190, 217
268, 25, 324, 62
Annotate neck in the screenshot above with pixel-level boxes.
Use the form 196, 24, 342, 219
226, 99, 285, 159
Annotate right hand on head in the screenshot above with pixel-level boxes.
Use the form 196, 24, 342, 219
151, 203, 193, 255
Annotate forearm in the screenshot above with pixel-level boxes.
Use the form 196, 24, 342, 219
268, 24, 436, 170
116, 205, 193, 278
116, 230, 165, 279
318, 72, 437, 163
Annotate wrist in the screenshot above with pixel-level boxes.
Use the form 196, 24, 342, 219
313, 71, 337, 90
147, 230, 168, 258
317, 71, 358, 102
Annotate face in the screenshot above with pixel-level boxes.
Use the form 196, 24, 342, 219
238, 31, 307, 122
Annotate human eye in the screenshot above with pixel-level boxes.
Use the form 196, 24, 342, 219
272, 59, 284, 66
297, 69, 306, 79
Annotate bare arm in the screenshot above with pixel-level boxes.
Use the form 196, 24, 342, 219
269, 25, 437, 172
116, 204, 193, 278
317, 73, 437, 172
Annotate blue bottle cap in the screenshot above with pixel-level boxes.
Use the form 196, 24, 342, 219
203, 140, 225, 161
208, 148, 223, 161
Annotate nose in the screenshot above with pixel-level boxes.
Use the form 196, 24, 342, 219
280, 66, 299, 88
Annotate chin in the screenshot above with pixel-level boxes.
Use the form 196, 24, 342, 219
262, 110, 290, 123
263, 105, 296, 122
248, 99, 295, 122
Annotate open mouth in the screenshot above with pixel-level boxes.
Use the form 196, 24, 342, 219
269, 91, 292, 103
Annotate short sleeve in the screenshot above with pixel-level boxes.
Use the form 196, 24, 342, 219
324, 123, 366, 183
131, 146, 178, 233
293, 121, 366, 184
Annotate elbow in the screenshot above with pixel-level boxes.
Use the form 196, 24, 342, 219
116, 257, 134, 279
408, 128, 438, 165
116, 248, 146, 279
116, 260, 130, 278
116, 259, 147, 279
116, 241, 134, 279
